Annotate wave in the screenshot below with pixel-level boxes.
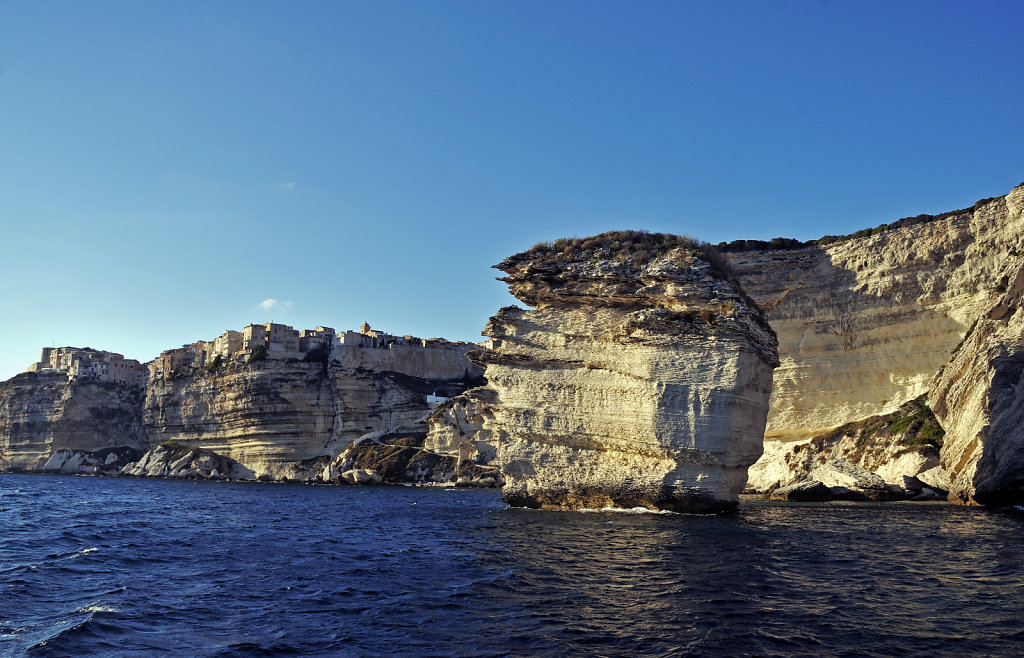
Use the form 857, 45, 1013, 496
579, 506, 681, 515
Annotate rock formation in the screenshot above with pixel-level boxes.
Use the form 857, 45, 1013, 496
731, 182, 1024, 505
0, 338, 483, 483
462, 232, 779, 513
0, 372, 146, 471
930, 254, 1024, 505
319, 429, 501, 487
141, 355, 479, 479
726, 186, 1023, 441
745, 395, 946, 495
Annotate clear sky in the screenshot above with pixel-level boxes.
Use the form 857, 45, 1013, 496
1, 0, 1022, 381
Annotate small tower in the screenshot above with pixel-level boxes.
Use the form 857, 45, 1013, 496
360, 322, 371, 335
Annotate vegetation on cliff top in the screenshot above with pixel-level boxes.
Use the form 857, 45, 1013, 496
717, 192, 1007, 253
511, 230, 736, 283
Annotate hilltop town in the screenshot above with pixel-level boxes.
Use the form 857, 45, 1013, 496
25, 322, 486, 387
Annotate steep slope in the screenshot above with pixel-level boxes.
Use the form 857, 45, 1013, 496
930, 254, 1024, 505
0, 372, 146, 471
728, 184, 1024, 441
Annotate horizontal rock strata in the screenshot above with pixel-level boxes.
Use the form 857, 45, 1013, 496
728, 184, 1024, 441
0, 373, 146, 471
466, 232, 779, 513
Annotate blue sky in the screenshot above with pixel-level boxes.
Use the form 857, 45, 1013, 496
1, 1, 1022, 380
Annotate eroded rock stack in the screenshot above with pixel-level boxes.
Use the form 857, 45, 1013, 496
467, 232, 779, 513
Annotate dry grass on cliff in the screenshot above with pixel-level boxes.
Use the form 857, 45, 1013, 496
717, 192, 1009, 252
522, 230, 739, 281
526, 230, 701, 265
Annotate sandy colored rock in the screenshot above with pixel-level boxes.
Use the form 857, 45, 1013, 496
728, 184, 1024, 441
745, 396, 944, 492
930, 254, 1024, 505
465, 232, 779, 513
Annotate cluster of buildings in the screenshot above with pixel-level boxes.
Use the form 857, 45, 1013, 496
27, 322, 482, 385
26, 347, 149, 387
150, 322, 336, 377
150, 321, 478, 377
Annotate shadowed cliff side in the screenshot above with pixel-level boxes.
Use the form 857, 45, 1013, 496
731, 182, 1024, 505
0, 373, 147, 471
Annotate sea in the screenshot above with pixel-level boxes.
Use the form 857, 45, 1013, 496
2, 474, 1024, 657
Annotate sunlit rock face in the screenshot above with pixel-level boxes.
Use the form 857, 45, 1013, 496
732, 183, 1024, 505
143, 358, 471, 480
0, 373, 146, 471
727, 185, 1024, 442
930, 254, 1024, 505
468, 232, 779, 513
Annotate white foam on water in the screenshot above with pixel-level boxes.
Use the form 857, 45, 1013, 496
81, 547, 98, 554
579, 506, 680, 515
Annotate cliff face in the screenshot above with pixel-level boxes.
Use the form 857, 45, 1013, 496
0, 373, 146, 471
467, 233, 779, 513
143, 357, 472, 479
929, 255, 1024, 505
728, 185, 1024, 441
732, 183, 1024, 505
0, 341, 480, 481
144, 360, 339, 479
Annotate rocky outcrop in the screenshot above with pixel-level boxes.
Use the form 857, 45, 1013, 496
143, 358, 476, 479
319, 430, 501, 486
930, 255, 1024, 505
463, 232, 779, 513
121, 442, 255, 480
41, 446, 143, 475
424, 388, 498, 464
0, 373, 146, 471
746, 396, 946, 493
1, 342, 481, 482
732, 182, 1024, 506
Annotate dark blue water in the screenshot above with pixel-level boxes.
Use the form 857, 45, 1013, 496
2, 474, 1024, 657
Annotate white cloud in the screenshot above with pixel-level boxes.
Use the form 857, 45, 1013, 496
260, 298, 293, 311
274, 181, 296, 191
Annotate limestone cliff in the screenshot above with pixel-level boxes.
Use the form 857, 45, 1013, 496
929, 254, 1024, 505
730, 183, 1024, 505
727, 184, 1024, 441
0, 373, 146, 471
465, 232, 779, 513
142, 356, 475, 479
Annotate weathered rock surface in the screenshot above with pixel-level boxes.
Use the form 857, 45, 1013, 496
769, 480, 832, 502
319, 430, 501, 486
121, 442, 255, 480
1, 346, 481, 482
746, 396, 946, 493
463, 232, 779, 513
42, 446, 143, 475
728, 184, 1024, 441
143, 358, 476, 479
0, 373, 147, 471
930, 254, 1024, 505
807, 460, 904, 501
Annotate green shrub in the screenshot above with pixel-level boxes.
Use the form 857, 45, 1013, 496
247, 344, 268, 363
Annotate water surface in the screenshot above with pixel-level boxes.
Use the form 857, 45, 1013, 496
2, 474, 1023, 656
